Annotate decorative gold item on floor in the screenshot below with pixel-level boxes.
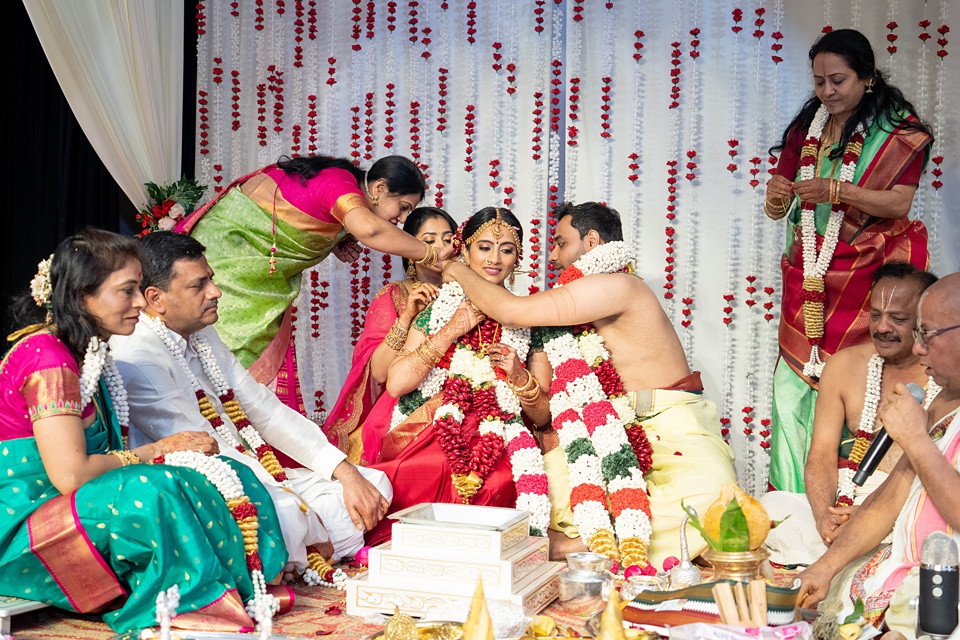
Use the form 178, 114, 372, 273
594, 589, 627, 640
462, 581, 494, 640
384, 606, 419, 640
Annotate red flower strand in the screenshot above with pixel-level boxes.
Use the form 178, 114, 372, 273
886, 21, 899, 55
436, 68, 449, 133
464, 105, 476, 172
664, 159, 678, 300
198, 90, 210, 156
306, 94, 318, 155
567, 77, 580, 147
771, 30, 784, 64
384, 83, 396, 150
731, 7, 743, 34
599, 77, 612, 139
633, 30, 645, 61
293, 2, 305, 67
668, 41, 682, 109
531, 91, 544, 161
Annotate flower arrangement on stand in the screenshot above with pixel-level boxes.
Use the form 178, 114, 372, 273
136, 178, 207, 236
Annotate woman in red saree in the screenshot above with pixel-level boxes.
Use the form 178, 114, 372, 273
764, 29, 933, 492
359, 207, 551, 546
323, 207, 457, 462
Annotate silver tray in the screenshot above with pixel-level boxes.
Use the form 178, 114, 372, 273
389, 503, 528, 532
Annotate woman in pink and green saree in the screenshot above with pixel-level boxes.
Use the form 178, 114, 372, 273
0, 228, 288, 635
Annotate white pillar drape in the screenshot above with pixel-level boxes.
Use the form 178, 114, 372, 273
22, 0, 183, 209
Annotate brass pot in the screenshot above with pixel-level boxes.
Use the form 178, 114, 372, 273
701, 548, 770, 582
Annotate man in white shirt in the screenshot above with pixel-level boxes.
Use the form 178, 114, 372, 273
111, 232, 392, 570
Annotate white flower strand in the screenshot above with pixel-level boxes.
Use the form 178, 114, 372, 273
79, 337, 130, 430
554, 241, 634, 283
155, 584, 180, 640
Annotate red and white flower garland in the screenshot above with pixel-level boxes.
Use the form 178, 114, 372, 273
155, 450, 278, 628
542, 242, 654, 571
798, 105, 865, 378
389, 282, 550, 535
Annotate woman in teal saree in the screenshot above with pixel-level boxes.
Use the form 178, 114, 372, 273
0, 228, 287, 634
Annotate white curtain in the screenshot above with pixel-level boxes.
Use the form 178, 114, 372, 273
22, 0, 183, 208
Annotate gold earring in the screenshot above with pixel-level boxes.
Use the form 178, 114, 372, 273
406, 263, 416, 278
865, 77, 875, 94
509, 270, 516, 287
369, 193, 380, 207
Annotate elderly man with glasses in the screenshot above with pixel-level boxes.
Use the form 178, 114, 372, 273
796, 272, 960, 637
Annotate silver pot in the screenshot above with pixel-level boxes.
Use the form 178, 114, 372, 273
565, 551, 614, 573
557, 569, 615, 617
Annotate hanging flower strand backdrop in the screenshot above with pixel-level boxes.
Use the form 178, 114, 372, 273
193, 0, 959, 493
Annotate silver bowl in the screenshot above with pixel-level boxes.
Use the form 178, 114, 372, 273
565, 551, 613, 572
557, 569, 614, 617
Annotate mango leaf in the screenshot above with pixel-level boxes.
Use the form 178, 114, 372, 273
718, 498, 750, 552
842, 598, 864, 625
680, 500, 722, 551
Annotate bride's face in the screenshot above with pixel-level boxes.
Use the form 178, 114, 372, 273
463, 226, 519, 285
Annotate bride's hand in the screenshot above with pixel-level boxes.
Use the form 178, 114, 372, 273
489, 343, 524, 382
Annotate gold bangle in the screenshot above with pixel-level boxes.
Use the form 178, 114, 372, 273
384, 320, 408, 351
414, 242, 438, 268
421, 336, 444, 359
765, 197, 788, 213
107, 449, 142, 467
834, 180, 843, 204
414, 341, 442, 368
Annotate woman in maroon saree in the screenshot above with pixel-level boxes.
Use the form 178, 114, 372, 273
323, 207, 457, 462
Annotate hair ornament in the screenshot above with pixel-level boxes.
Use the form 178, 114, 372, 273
30, 254, 54, 309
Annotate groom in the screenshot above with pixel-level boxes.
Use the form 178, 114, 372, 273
444, 201, 736, 566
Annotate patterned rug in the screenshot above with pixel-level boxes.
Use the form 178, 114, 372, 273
8, 567, 799, 639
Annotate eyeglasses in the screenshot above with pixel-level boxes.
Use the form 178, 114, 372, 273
912, 323, 960, 347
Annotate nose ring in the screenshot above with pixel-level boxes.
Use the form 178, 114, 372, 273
486, 258, 493, 264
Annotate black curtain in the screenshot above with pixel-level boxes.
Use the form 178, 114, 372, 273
2, 1, 197, 335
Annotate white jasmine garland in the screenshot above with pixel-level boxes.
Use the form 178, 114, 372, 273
79, 337, 130, 441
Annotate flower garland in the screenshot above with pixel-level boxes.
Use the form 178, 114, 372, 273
79, 337, 130, 447
836, 354, 942, 506
389, 282, 550, 535
144, 315, 292, 488
156, 450, 278, 627
798, 105, 865, 378
542, 242, 654, 572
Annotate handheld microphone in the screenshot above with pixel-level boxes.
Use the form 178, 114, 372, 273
852, 382, 926, 487
918, 531, 959, 638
